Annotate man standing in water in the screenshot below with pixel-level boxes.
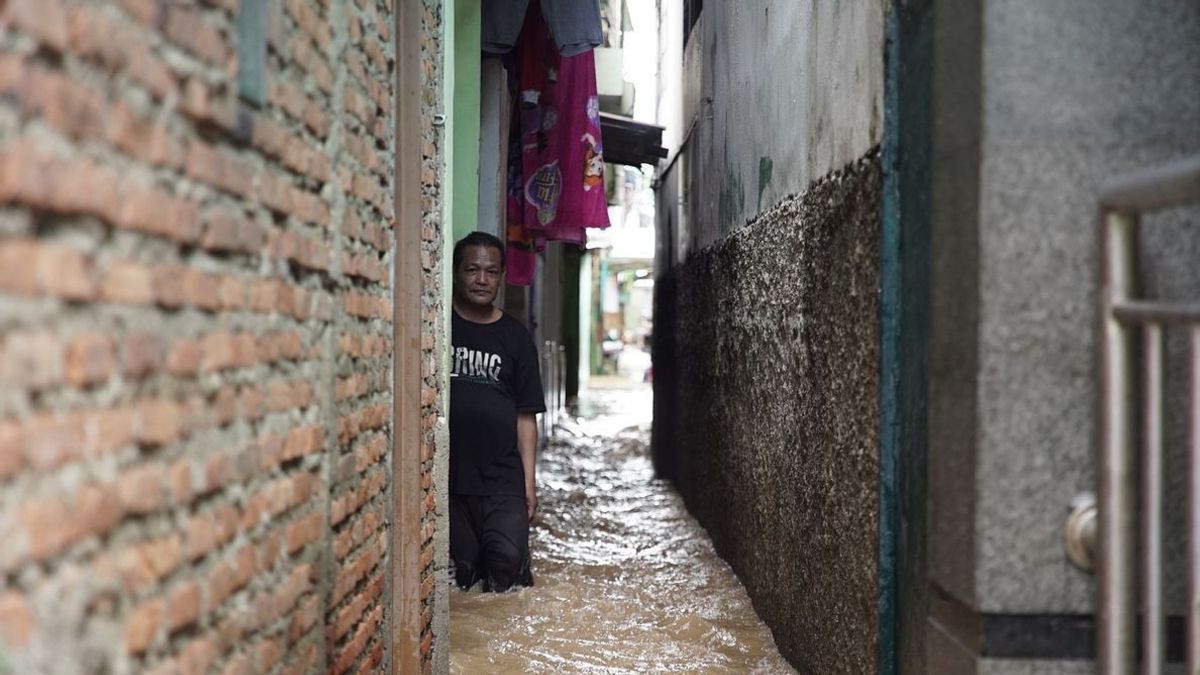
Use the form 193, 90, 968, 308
449, 231, 546, 591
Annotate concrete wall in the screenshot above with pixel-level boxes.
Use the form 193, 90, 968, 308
0, 0, 446, 673
653, 1, 886, 671
685, 1, 883, 246
928, 0, 1200, 669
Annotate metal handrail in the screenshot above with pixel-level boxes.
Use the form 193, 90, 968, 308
1098, 155, 1200, 675
540, 340, 567, 438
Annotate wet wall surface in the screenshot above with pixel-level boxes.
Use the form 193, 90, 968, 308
653, 152, 882, 673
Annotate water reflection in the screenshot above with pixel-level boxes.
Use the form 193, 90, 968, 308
450, 387, 796, 674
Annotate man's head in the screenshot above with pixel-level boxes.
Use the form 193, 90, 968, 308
452, 231, 506, 309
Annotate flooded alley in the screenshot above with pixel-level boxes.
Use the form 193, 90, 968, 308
449, 386, 796, 674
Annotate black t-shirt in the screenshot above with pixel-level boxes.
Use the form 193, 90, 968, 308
450, 309, 546, 495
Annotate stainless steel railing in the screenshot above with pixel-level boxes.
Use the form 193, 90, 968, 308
1098, 155, 1200, 675
541, 340, 567, 438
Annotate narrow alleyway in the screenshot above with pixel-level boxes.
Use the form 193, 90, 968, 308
449, 386, 796, 674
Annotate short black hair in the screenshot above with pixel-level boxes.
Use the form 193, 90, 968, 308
452, 231, 506, 270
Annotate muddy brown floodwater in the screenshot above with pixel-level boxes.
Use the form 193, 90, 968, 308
450, 386, 796, 674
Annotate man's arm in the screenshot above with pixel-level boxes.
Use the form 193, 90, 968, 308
517, 412, 538, 521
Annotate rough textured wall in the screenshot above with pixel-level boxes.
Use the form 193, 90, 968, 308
0, 0, 442, 673
654, 153, 881, 673
419, 0, 448, 671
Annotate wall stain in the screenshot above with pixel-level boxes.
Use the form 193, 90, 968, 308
718, 170, 744, 236
757, 156, 774, 212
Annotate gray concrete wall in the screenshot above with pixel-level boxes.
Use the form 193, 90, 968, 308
929, 0, 1200, 669
977, 0, 1200, 611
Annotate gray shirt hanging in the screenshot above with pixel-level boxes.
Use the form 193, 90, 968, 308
482, 0, 603, 57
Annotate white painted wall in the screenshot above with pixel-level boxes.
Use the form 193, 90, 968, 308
657, 0, 885, 249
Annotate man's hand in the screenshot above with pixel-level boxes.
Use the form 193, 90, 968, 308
517, 412, 538, 522
525, 483, 538, 522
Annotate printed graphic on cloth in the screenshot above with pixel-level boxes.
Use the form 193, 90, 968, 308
504, 0, 610, 285
451, 347, 504, 385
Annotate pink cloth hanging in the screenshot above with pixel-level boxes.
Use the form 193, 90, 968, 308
505, 0, 609, 286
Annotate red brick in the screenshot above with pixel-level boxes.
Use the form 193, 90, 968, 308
122, 332, 163, 378
0, 592, 33, 649
257, 637, 283, 673
107, 100, 185, 169
185, 269, 221, 311
283, 425, 323, 460
222, 652, 253, 675
115, 0, 156, 24
163, 5, 228, 66
65, 332, 116, 387
88, 406, 135, 457
137, 399, 181, 446
0, 421, 21, 479
126, 598, 164, 654
117, 462, 168, 514
168, 581, 201, 632
218, 276, 246, 310
118, 182, 187, 241
167, 338, 202, 375
152, 264, 188, 308
170, 460, 195, 504
287, 595, 319, 645
2, 330, 64, 390
3, 0, 69, 51
101, 260, 153, 304
258, 531, 282, 573
176, 636, 218, 675
111, 535, 182, 592
200, 331, 236, 372
0, 238, 38, 295
24, 411, 84, 471
21, 483, 121, 562
37, 245, 97, 300
285, 512, 323, 554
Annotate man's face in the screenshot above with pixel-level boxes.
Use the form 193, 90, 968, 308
454, 245, 504, 308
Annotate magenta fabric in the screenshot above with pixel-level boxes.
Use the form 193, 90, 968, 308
505, 0, 609, 286
505, 244, 537, 286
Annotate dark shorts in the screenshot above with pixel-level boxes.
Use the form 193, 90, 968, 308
449, 494, 533, 592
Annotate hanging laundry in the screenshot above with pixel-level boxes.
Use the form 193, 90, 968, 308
482, 0, 603, 57
504, 0, 610, 286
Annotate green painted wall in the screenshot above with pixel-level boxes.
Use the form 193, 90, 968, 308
451, 0, 481, 241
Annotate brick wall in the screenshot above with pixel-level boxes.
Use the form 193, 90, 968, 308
0, 0, 443, 673
417, 0, 445, 671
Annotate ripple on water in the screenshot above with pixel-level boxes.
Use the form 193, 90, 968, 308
450, 389, 796, 675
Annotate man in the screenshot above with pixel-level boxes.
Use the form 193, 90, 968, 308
449, 231, 545, 591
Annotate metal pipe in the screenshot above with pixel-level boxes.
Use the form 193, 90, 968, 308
1143, 323, 1164, 675
1190, 326, 1200, 675
1099, 155, 1200, 213
1100, 209, 1138, 675
558, 345, 566, 413
1114, 301, 1200, 325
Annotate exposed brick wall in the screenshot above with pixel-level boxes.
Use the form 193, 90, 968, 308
0, 0, 442, 673
417, 0, 445, 672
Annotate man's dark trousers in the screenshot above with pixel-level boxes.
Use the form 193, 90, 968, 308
450, 494, 532, 592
